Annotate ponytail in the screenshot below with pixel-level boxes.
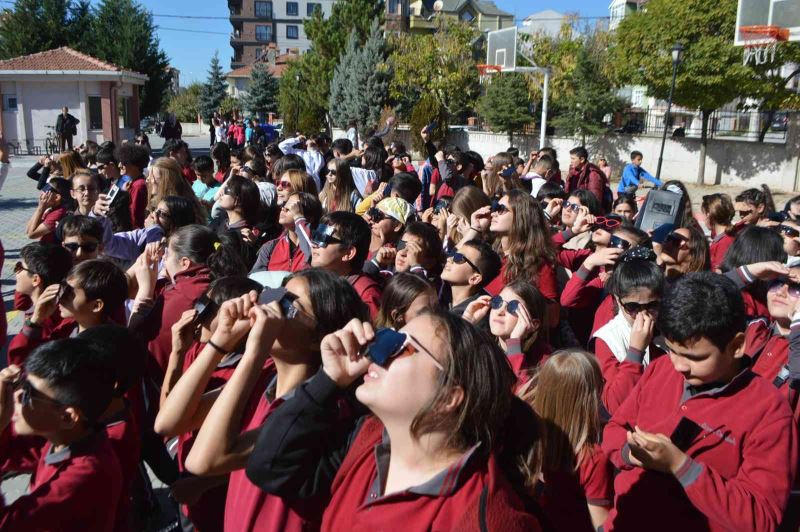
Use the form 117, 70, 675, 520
169, 224, 246, 279
735, 185, 775, 216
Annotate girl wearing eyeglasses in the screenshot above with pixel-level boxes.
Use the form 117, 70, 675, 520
734, 185, 776, 227
590, 256, 665, 414
244, 310, 541, 531
319, 158, 361, 213
463, 280, 550, 386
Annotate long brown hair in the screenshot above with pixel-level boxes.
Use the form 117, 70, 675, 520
496, 189, 556, 284
449, 185, 490, 242
59, 150, 85, 179
319, 158, 359, 212
683, 224, 712, 273
280, 169, 318, 197
702, 193, 735, 235
519, 349, 603, 475
148, 157, 206, 223
374, 273, 434, 329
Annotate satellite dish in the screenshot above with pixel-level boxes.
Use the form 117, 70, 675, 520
433, 0, 444, 12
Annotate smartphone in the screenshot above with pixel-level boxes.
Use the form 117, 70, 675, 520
499, 166, 516, 179
425, 121, 437, 133
106, 175, 132, 205
258, 287, 299, 319
670, 417, 703, 452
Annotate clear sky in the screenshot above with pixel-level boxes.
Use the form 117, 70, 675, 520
142, 0, 611, 85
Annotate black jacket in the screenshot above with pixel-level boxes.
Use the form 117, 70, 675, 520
55, 113, 79, 135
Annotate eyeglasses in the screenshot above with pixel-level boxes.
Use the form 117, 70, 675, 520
221, 187, 232, 196
490, 295, 521, 316
72, 185, 98, 194
609, 234, 631, 250
16, 373, 64, 409
738, 209, 754, 218
620, 300, 660, 314
490, 200, 510, 215
154, 208, 171, 219
563, 201, 580, 212
447, 251, 480, 273
365, 328, 444, 371
664, 232, 688, 246
311, 224, 343, 248
14, 261, 32, 275
768, 278, 800, 298
277, 180, 292, 190
63, 241, 99, 253
193, 294, 219, 325
592, 216, 622, 232
367, 207, 385, 223
325, 168, 337, 175
776, 224, 800, 238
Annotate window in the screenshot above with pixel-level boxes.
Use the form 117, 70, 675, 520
256, 24, 272, 42
255, 48, 263, 60
88, 96, 102, 129
3, 94, 17, 112
286, 25, 298, 39
117, 96, 131, 129
286, 1, 298, 16
389, 0, 399, 14
461, 10, 474, 22
255, 1, 272, 18
307, 2, 320, 16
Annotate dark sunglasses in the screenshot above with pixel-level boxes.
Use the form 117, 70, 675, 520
447, 251, 480, 273
56, 282, 74, 303
193, 294, 219, 325
738, 209, 753, 218
63, 241, 99, 253
367, 207, 385, 222
593, 216, 623, 232
490, 200, 510, 215
325, 168, 337, 175
768, 278, 800, 298
277, 180, 292, 189
609, 234, 631, 250
563, 200, 580, 212
621, 300, 660, 314
490, 295, 520, 316
16, 373, 64, 409
776, 224, 800, 238
154, 208, 171, 220
365, 328, 443, 371
396, 240, 407, 251
664, 232, 688, 246
221, 187, 232, 197
14, 261, 32, 274
311, 224, 343, 248
258, 288, 311, 321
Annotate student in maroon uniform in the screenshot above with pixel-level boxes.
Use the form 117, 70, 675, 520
115, 143, 150, 229
309, 211, 383, 319
0, 338, 122, 531
365, 221, 444, 282
519, 349, 614, 531
374, 272, 438, 330
659, 224, 711, 280
176, 269, 368, 532
735, 185, 776, 227
250, 192, 321, 273
440, 238, 502, 321
701, 193, 736, 272
25, 177, 72, 244
776, 218, 800, 266
602, 272, 798, 531
463, 279, 550, 386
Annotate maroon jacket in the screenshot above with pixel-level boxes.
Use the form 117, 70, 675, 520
566, 162, 608, 207
347, 273, 382, 320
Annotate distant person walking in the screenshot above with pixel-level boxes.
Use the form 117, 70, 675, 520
55, 106, 79, 151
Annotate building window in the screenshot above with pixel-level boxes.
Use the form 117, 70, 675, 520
256, 24, 272, 42
2, 94, 17, 112
255, 1, 272, 18
461, 10, 474, 22
287, 25, 299, 39
117, 96, 131, 129
88, 96, 102, 129
286, 1, 298, 16
307, 2, 320, 16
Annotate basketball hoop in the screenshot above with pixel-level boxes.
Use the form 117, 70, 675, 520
741, 25, 789, 66
477, 64, 502, 84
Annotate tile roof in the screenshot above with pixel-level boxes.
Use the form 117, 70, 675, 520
0, 47, 144, 75
227, 53, 295, 79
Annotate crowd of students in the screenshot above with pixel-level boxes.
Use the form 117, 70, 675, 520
1, 125, 799, 532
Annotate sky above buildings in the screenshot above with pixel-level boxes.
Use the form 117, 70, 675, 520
140, 0, 610, 84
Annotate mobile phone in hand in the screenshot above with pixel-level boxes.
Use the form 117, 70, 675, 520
425, 121, 437, 133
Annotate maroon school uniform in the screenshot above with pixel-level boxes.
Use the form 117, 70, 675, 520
591, 295, 616, 336
321, 416, 540, 531
727, 266, 771, 321
506, 337, 551, 388
592, 337, 666, 414
484, 258, 559, 301
537, 444, 613, 532
127, 178, 148, 230
182, 165, 197, 184
143, 265, 212, 382
7, 315, 73, 367
744, 318, 800, 417
602, 356, 798, 531
105, 408, 141, 532
709, 232, 736, 271
0, 428, 123, 531
560, 264, 609, 346
266, 233, 310, 272
347, 273, 382, 320
0, 240, 5, 343
40, 206, 67, 244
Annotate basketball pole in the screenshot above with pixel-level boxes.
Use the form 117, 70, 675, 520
540, 69, 550, 150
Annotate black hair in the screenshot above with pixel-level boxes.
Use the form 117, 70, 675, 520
721, 226, 787, 272
376, 272, 436, 329
536, 182, 567, 202
20, 243, 73, 286
607, 258, 664, 299
49, 177, 74, 209
248, 156, 267, 179
569, 146, 589, 160
659, 272, 746, 352
314, 133, 331, 145
208, 276, 263, 305
169, 224, 246, 278
60, 215, 103, 241
160, 195, 198, 236
735, 185, 776, 216
163, 139, 189, 159
319, 211, 371, 272
462, 239, 502, 287
78, 325, 146, 396
211, 142, 231, 169
630, 150, 643, 160
365, 136, 385, 150
389, 172, 422, 205
616, 224, 652, 248
284, 268, 369, 339
265, 143, 284, 159
96, 148, 117, 166
290, 192, 323, 228
114, 143, 150, 171
465, 151, 484, 173
67, 259, 128, 315
192, 155, 214, 174
613, 193, 638, 215
362, 146, 385, 172
403, 221, 444, 276
225, 175, 261, 225
331, 138, 353, 155
276, 154, 306, 176
507, 147, 520, 158
569, 188, 602, 216
25, 338, 116, 423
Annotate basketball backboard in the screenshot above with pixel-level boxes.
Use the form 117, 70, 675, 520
486, 27, 517, 71
736, 0, 800, 45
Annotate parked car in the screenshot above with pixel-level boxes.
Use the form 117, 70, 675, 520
771, 112, 788, 132
614, 119, 645, 134
139, 116, 156, 134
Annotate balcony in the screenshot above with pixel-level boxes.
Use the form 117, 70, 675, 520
228, 0, 241, 9
231, 59, 245, 70
230, 30, 272, 46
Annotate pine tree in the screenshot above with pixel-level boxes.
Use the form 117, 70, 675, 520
243, 63, 279, 120
478, 73, 533, 144
329, 19, 391, 135
198, 52, 228, 120
0, 0, 84, 59
91, 0, 170, 117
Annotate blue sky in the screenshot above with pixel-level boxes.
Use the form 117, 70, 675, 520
143, 0, 610, 84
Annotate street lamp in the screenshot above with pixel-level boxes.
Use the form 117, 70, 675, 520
655, 42, 684, 181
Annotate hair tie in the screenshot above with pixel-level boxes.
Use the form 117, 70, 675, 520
213, 241, 221, 251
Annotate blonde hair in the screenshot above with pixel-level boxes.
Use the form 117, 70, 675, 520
519, 349, 603, 476
59, 150, 85, 179
149, 157, 206, 223
281, 169, 318, 197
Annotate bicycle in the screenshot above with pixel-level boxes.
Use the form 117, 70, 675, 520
44, 125, 58, 155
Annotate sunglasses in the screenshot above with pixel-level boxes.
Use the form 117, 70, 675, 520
258, 288, 312, 321
490, 295, 521, 316
15, 373, 64, 409
768, 278, 800, 298
365, 328, 444, 371
277, 180, 292, 190
367, 207, 385, 223
433, 201, 451, 215
57, 282, 74, 303
14, 261, 32, 274
63, 241, 99, 253
593, 216, 623, 232
73, 185, 98, 193
490, 200, 510, 215
325, 168, 337, 175
193, 294, 219, 325
311, 224, 343, 248
609, 234, 631, 250
621, 300, 660, 314
447, 251, 480, 273
563, 201, 580, 212
154, 208, 171, 219
776, 224, 800, 238
738, 209, 753, 218
221, 187, 232, 196
396, 240, 408, 251
664, 232, 689, 246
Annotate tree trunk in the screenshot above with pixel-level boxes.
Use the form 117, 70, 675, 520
696, 110, 710, 185
758, 109, 775, 143
509, 130, 513, 146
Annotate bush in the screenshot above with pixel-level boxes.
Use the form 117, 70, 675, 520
166, 83, 202, 123
409, 92, 448, 153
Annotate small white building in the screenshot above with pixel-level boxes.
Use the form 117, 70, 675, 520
0, 47, 148, 154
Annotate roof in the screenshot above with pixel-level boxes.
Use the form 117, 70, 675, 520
439, 0, 512, 17
227, 50, 296, 79
0, 47, 145, 77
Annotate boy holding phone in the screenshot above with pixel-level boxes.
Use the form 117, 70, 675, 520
602, 272, 797, 530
